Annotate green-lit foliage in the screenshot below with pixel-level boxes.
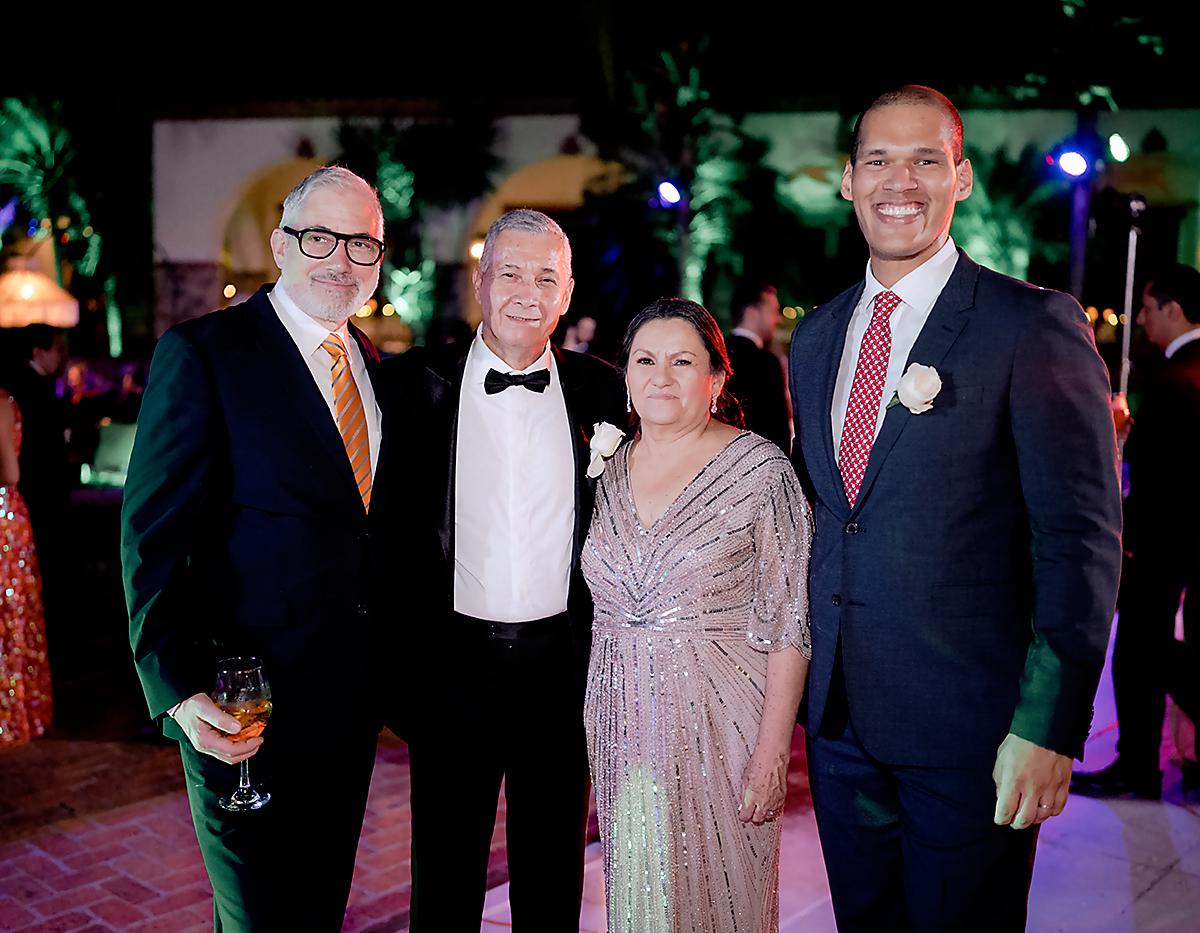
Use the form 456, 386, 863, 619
384, 259, 436, 324
982, 2, 1165, 109
104, 275, 122, 357
376, 154, 415, 224
952, 145, 1068, 281
577, 46, 813, 335
0, 99, 100, 285
336, 116, 498, 337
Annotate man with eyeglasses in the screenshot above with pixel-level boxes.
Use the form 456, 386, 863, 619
122, 166, 394, 931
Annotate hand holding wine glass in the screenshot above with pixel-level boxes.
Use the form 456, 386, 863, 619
171, 693, 263, 765
212, 657, 274, 811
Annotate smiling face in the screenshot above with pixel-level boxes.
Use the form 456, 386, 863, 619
474, 230, 574, 370
269, 185, 382, 328
626, 317, 725, 430
842, 102, 972, 286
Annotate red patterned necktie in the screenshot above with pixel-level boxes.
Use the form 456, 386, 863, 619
321, 334, 372, 512
838, 290, 901, 507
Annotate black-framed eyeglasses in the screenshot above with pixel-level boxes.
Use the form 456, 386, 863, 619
281, 226, 385, 266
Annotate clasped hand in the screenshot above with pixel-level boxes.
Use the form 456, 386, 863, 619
173, 692, 264, 765
993, 733, 1071, 830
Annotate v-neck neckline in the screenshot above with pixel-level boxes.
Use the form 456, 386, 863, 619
624, 431, 750, 533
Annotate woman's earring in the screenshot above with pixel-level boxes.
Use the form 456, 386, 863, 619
710, 394, 718, 415
626, 386, 632, 413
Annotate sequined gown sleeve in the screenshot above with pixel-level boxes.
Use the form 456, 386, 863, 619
1, 396, 52, 746
583, 432, 812, 933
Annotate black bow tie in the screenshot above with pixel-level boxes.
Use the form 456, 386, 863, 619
484, 368, 551, 395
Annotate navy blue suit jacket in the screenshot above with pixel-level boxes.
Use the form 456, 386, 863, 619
789, 251, 1122, 767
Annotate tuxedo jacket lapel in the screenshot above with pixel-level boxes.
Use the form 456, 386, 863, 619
851, 253, 980, 513
553, 345, 592, 567
427, 342, 471, 563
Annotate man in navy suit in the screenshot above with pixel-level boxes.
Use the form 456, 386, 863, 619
788, 86, 1121, 930
122, 167, 393, 931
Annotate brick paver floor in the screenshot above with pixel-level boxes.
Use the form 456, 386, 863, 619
0, 729, 794, 933
0, 733, 479, 933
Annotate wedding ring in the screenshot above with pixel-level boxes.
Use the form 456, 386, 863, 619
1037, 804, 1051, 809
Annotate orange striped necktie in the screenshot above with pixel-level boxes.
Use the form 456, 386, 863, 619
321, 333, 372, 512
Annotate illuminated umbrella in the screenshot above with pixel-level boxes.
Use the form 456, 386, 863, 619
0, 268, 78, 327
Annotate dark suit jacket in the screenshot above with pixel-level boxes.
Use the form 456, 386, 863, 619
121, 285, 394, 743
6, 363, 71, 548
789, 251, 1122, 767
726, 334, 791, 453
1123, 338, 1200, 566
380, 339, 626, 667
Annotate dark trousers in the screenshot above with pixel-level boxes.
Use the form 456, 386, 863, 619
407, 613, 590, 933
1113, 552, 1200, 771
179, 722, 379, 932
808, 665, 1037, 932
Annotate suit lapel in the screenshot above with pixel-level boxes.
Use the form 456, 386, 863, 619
553, 345, 592, 567
851, 252, 980, 513
427, 343, 471, 562
244, 289, 364, 513
808, 285, 862, 516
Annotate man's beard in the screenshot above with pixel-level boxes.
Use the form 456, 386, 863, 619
306, 273, 375, 326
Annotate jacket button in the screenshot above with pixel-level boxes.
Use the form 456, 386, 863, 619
356, 603, 369, 617
844, 522, 860, 535
831, 595, 842, 607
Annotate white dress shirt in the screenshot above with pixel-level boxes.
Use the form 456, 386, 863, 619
1165, 328, 1200, 360
454, 330, 575, 622
832, 237, 960, 454
731, 326, 764, 349
269, 282, 381, 479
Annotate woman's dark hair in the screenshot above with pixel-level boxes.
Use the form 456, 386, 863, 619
618, 297, 744, 428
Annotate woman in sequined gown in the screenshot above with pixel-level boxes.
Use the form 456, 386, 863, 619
1, 389, 53, 747
583, 299, 812, 933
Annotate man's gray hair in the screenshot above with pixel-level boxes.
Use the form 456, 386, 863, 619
280, 166, 385, 237
479, 208, 571, 274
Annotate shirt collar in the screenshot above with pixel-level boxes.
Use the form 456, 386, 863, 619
731, 327, 763, 349
270, 280, 350, 355
467, 327, 552, 386
863, 236, 959, 315
1165, 327, 1200, 360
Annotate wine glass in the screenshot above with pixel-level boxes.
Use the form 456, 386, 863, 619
213, 657, 273, 811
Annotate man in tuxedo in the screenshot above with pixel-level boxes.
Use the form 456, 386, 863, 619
1073, 262, 1200, 800
788, 86, 1121, 930
385, 209, 624, 931
122, 166, 392, 931
726, 282, 791, 451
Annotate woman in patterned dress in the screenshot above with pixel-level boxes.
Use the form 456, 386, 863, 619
1, 387, 53, 747
583, 298, 812, 933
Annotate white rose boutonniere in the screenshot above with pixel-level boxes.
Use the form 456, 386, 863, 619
888, 363, 942, 414
587, 422, 626, 478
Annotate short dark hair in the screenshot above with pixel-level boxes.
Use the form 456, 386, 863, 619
731, 283, 777, 327
21, 324, 62, 357
850, 85, 964, 166
1147, 263, 1200, 324
619, 297, 743, 428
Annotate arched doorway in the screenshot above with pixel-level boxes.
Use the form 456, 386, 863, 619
462, 153, 623, 326
219, 156, 323, 305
